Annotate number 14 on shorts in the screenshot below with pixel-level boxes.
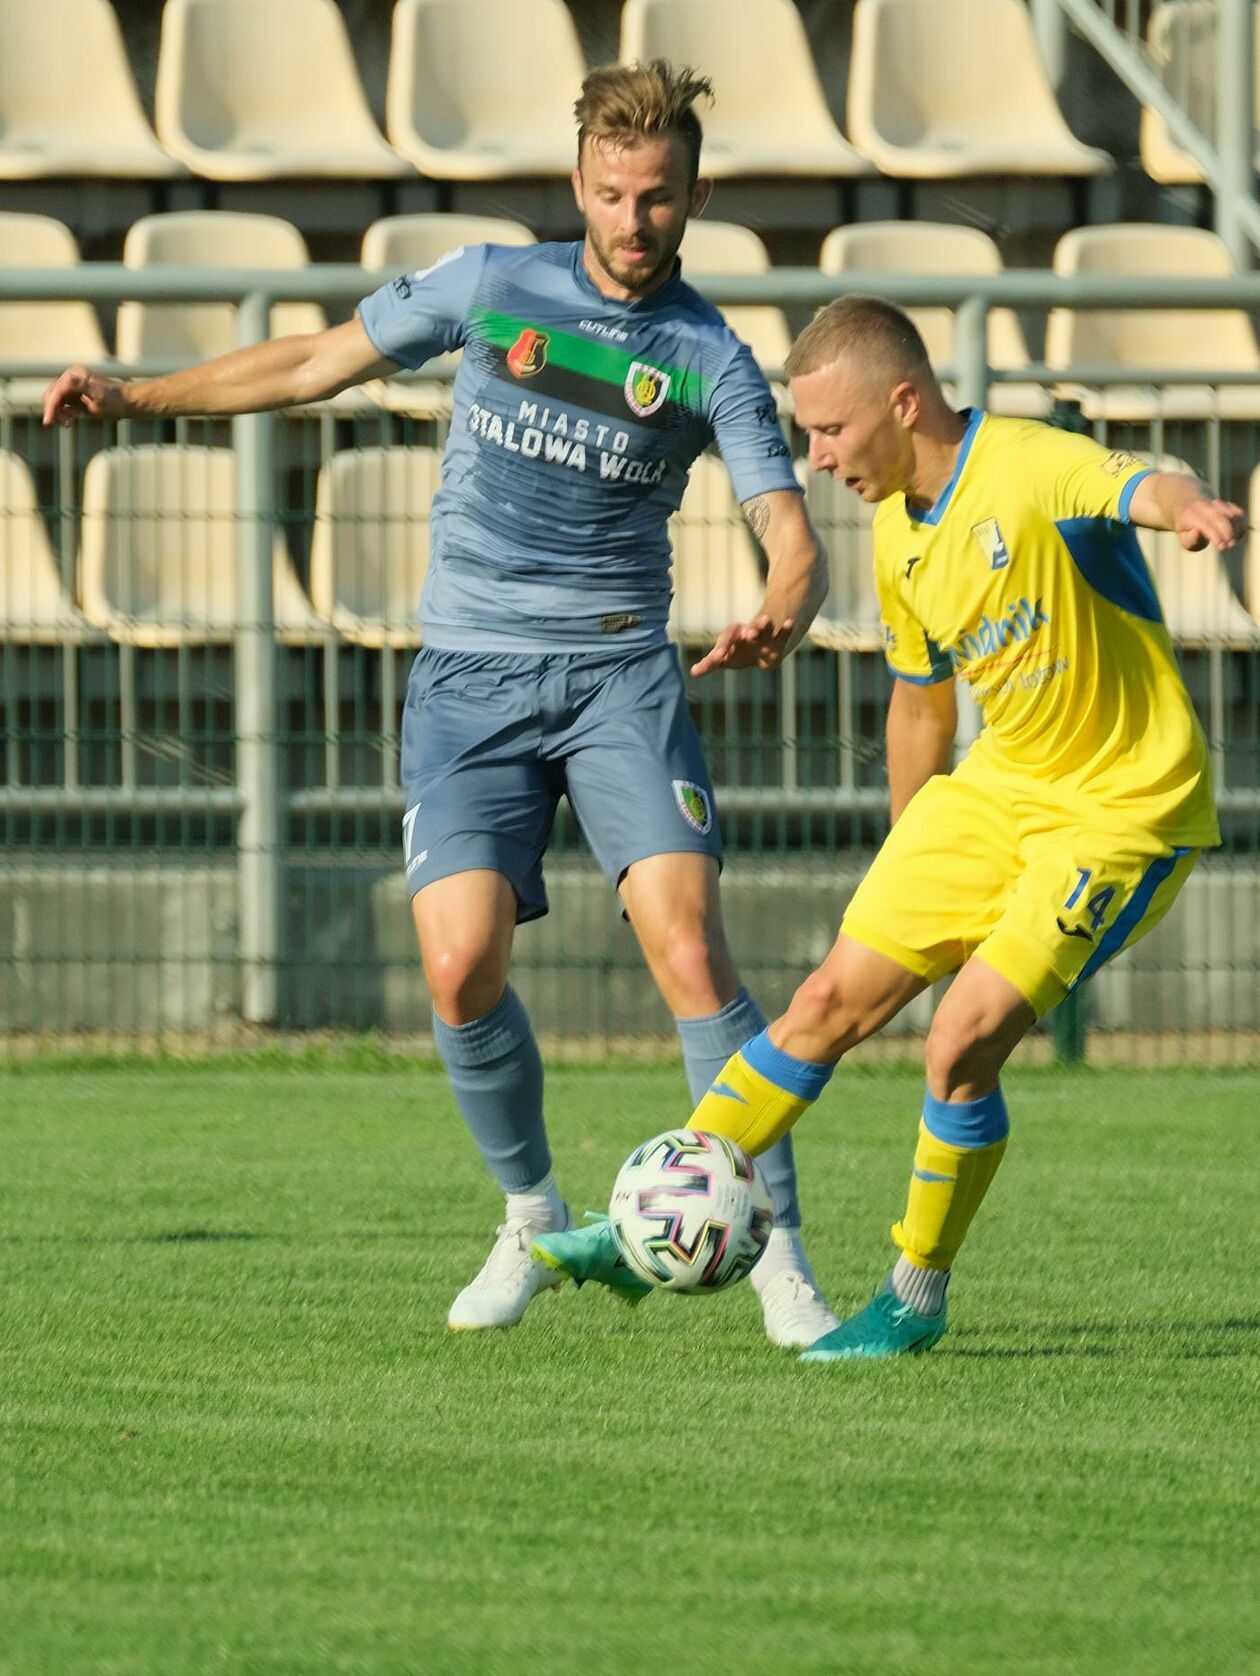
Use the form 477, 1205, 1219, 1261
1060, 866, 1115, 938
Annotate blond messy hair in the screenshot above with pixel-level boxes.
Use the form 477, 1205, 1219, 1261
575, 60, 713, 182
785, 295, 935, 387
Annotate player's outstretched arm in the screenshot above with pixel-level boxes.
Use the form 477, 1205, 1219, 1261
42, 317, 398, 428
1127, 470, 1246, 553
886, 675, 956, 823
690, 489, 829, 676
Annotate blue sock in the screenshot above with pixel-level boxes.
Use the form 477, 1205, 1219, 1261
431, 986, 550, 1193
676, 988, 802, 1228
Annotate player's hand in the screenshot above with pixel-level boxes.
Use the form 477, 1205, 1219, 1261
1175, 497, 1247, 552
42, 366, 131, 428
690, 614, 795, 676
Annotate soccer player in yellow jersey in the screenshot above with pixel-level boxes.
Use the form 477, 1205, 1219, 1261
536, 295, 1245, 1359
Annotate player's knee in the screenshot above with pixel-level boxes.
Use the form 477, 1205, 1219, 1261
654, 924, 732, 1014
785, 968, 868, 1057
424, 944, 508, 1023
924, 1017, 999, 1100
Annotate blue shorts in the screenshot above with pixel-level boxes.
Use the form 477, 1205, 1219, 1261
399, 643, 722, 922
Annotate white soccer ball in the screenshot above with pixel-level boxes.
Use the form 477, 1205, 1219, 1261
608, 1128, 773, 1293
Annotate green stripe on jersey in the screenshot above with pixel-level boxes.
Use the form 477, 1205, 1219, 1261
469, 307, 712, 412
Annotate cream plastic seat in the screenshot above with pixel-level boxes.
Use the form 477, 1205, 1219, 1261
360, 215, 536, 417
0, 214, 109, 411
115, 213, 325, 366
621, 0, 871, 177
0, 451, 98, 642
1136, 525, 1260, 647
1141, 1, 1260, 186
799, 462, 883, 651
668, 455, 768, 644
387, 0, 585, 179
819, 222, 1049, 418
0, 0, 179, 178
679, 221, 792, 376
155, 0, 407, 180
1045, 225, 1260, 420
80, 446, 325, 646
848, 0, 1112, 178
309, 448, 443, 648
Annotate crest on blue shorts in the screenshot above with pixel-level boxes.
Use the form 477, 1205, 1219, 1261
673, 779, 713, 834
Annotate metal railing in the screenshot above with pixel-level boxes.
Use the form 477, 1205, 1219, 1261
4, 264, 1260, 1047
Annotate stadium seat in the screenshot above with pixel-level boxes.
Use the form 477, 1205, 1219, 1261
80, 446, 325, 646
308, 448, 443, 647
1140, 0, 1260, 186
0, 0, 179, 178
620, 0, 872, 177
678, 221, 792, 376
0, 451, 97, 643
386, 0, 585, 179
847, 0, 1112, 177
0, 214, 110, 411
115, 214, 326, 366
818, 222, 1050, 417
1045, 225, 1260, 420
360, 215, 536, 417
797, 462, 883, 650
668, 455, 768, 643
155, 0, 408, 180
1137, 524, 1260, 647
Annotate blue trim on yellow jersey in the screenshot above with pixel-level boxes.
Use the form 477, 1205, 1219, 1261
908, 408, 984, 528
1072, 847, 1192, 989
1056, 517, 1164, 625
1117, 465, 1155, 523
887, 632, 954, 685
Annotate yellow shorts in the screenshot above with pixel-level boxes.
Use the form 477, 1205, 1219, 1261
842, 770, 1201, 1017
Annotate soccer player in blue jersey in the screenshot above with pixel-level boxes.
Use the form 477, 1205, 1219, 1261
44, 61, 840, 1347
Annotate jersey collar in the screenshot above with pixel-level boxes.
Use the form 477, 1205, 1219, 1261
907, 407, 985, 527
571, 241, 685, 312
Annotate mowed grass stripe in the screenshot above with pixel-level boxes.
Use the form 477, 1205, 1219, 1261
0, 1066, 1256, 1676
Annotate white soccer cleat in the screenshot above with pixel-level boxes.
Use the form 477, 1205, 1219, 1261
753, 1264, 841, 1349
447, 1208, 572, 1331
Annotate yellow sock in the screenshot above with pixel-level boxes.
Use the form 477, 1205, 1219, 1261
688, 1029, 835, 1156
892, 1091, 1010, 1272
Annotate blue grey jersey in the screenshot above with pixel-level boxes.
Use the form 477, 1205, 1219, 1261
358, 240, 800, 652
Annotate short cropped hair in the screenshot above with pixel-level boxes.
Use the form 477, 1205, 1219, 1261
785, 295, 934, 385
575, 60, 713, 182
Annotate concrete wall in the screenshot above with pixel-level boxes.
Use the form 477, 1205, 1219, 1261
3, 856, 1257, 1040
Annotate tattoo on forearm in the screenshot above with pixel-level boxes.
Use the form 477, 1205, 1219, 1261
742, 496, 771, 541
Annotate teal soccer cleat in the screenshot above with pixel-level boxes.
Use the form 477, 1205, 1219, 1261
798, 1285, 947, 1361
531, 1212, 653, 1305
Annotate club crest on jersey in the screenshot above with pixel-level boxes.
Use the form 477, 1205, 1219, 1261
972, 518, 1011, 570
506, 327, 548, 378
673, 779, 713, 835
625, 361, 671, 417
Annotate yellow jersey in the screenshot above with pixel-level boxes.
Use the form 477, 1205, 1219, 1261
874, 410, 1220, 847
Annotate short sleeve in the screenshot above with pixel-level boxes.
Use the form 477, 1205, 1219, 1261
357, 243, 486, 370
875, 534, 954, 686
1032, 428, 1155, 525
707, 340, 801, 504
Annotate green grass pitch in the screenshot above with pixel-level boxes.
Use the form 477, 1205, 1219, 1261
1, 1060, 1257, 1676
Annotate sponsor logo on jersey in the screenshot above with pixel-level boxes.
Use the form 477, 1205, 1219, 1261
944, 596, 1050, 669
972, 518, 1010, 570
673, 779, 713, 834
1100, 449, 1145, 478
625, 361, 671, 417
506, 327, 549, 378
